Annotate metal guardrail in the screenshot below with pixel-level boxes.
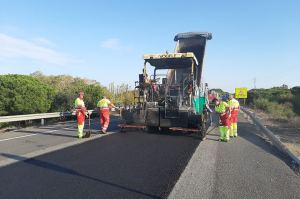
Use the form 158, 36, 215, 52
0, 110, 97, 124
241, 107, 300, 166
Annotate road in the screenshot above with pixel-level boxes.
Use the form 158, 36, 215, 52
0, 116, 119, 164
0, 114, 299, 199
169, 114, 300, 199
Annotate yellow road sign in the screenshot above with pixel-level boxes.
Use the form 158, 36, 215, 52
235, 88, 248, 98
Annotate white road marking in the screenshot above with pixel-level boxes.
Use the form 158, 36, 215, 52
44, 130, 58, 133
0, 130, 59, 142
0, 134, 37, 142
63, 128, 76, 130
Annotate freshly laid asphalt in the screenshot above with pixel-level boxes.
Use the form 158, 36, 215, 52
0, 129, 200, 199
0, 113, 299, 199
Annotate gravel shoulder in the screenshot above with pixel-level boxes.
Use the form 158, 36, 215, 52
250, 109, 300, 157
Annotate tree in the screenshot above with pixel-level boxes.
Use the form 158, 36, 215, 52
30, 71, 111, 111
0, 75, 54, 115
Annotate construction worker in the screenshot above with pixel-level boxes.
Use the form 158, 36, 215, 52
228, 94, 240, 137
74, 91, 87, 138
97, 96, 116, 133
213, 98, 231, 142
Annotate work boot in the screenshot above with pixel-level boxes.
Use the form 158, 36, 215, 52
84, 132, 91, 138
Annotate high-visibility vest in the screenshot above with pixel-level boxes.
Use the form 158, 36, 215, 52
75, 98, 85, 108
215, 101, 229, 114
228, 98, 240, 110
97, 99, 111, 108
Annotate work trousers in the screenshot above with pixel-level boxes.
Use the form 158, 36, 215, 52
230, 110, 239, 137
219, 126, 229, 141
219, 113, 230, 141
76, 111, 85, 138
100, 109, 110, 132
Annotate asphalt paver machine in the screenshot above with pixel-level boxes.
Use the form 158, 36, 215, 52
120, 32, 212, 139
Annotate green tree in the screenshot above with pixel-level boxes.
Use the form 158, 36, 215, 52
0, 75, 54, 115
30, 71, 111, 111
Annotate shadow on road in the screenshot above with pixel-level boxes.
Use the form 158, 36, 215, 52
12, 130, 79, 138
205, 137, 220, 142
1, 153, 162, 199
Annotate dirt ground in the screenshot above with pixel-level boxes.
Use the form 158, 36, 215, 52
250, 109, 300, 157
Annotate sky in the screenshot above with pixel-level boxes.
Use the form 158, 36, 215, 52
0, 0, 299, 92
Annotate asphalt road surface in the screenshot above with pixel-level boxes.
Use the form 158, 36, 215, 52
0, 114, 299, 199
0, 119, 200, 199
0, 116, 119, 163
169, 114, 300, 199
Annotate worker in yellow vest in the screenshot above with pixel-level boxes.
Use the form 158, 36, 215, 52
228, 94, 240, 137
213, 98, 231, 142
97, 96, 116, 133
74, 91, 87, 138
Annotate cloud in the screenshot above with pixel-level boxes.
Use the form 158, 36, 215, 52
32, 37, 55, 47
100, 38, 132, 52
0, 33, 75, 65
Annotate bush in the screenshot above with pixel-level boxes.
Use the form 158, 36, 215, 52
253, 98, 295, 118
247, 86, 300, 118
31, 73, 110, 111
83, 84, 106, 109
291, 86, 300, 96
253, 98, 269, 111
267, 102, 295, 118
0, 75, 54, 115
293, 96, 300, 115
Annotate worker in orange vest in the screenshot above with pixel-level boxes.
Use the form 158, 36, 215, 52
74, 91, 87, 138
213, 98, 231, 142
228, 94, 240, 137
97, 96, 116, 133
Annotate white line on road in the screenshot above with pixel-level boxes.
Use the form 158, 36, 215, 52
0, 134, 37, 142
0, 130, 59, 142
44, 130, 58, 133
62, 128, 76, 130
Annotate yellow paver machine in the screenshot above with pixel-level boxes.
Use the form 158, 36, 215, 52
120, 32, 212, 139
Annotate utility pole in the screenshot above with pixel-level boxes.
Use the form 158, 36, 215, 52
253, 78, 256, 89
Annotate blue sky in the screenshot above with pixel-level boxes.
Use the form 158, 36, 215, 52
0, 0, 299, 92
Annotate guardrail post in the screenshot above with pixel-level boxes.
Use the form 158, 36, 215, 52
41, 118, 45, 126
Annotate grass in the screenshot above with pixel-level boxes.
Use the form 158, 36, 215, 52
285, 143, 300, 157
253, 98, 296, 119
